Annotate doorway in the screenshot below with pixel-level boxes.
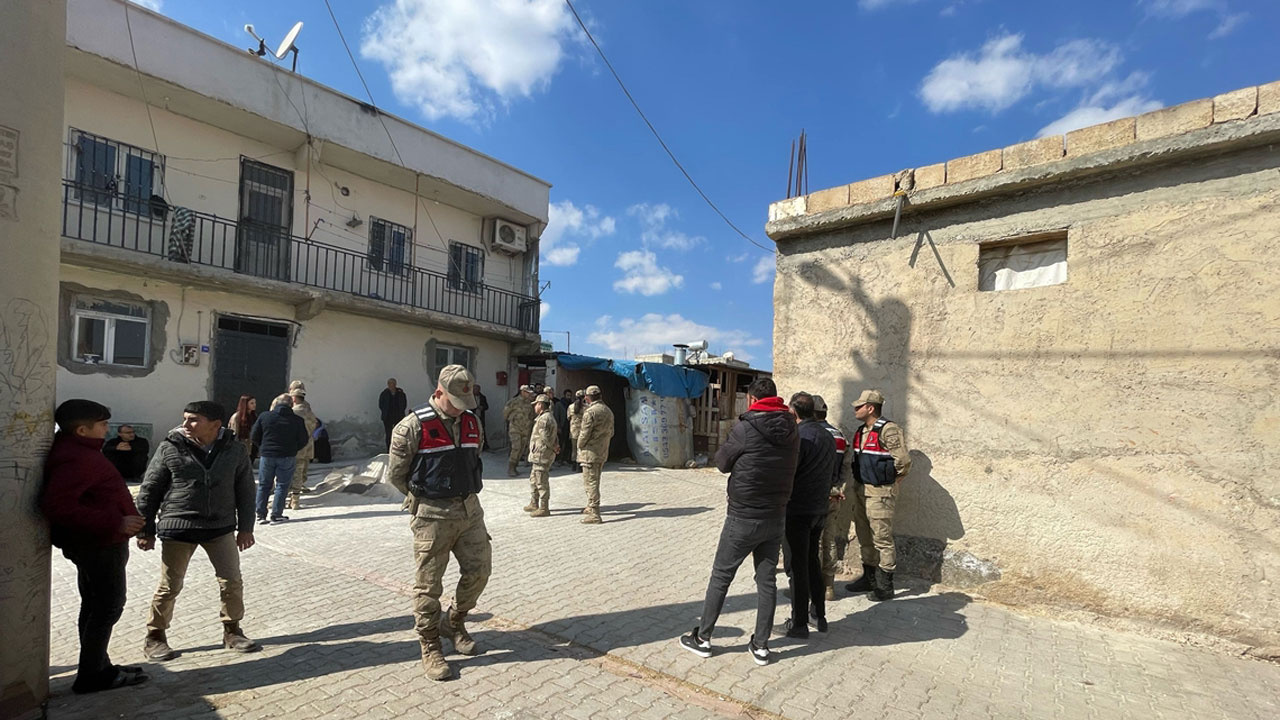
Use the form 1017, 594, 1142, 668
235, 158, 294, 281
211, 315, 291, 420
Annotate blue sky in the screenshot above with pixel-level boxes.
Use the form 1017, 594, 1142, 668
133, 0, 1279, 369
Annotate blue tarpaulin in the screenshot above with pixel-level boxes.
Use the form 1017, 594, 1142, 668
555, 353, 709, 399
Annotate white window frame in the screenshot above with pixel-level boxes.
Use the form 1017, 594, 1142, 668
71, 304, 151, 368
67, 128, 166, 215
435, 344, 472, 371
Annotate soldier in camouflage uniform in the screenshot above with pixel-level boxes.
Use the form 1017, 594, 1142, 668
576, 385, 614, 525
568, 390, 584, 472
286, 386, 318, 511
524, 397, 559, 518
387, 365, 490, 681
503, 385, 536, 477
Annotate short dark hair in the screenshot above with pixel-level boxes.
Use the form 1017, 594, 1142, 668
55, 399, 111, 433
789, 392, 815, 419
748, 377, 776, 400
183, 401, 226, 424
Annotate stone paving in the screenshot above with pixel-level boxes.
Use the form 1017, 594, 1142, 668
46, 453, 1280, 719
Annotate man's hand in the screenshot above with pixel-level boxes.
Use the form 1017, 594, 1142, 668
119, 515, 145, 535
116, 441, 132, 451
137, 535, 155, 551
830, 491, 845, 502
237, 532, 255, 551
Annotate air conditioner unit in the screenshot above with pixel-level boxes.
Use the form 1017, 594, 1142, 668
490, 219, 528, 255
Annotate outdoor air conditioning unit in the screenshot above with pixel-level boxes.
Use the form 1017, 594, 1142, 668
490, 218, 528, 255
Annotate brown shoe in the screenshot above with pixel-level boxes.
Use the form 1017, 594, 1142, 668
440, 606, 479, 656
530, 506, 550, 517
421, 639, 453, 681
523, 491, 538, 513
824, 574, 836, 601
507, 462, 518, 478
581, 510, 602, 525
223, 623, 261, 653
143, 629, 177, 661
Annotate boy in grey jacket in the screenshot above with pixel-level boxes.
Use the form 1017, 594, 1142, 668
136, 401, 260, 661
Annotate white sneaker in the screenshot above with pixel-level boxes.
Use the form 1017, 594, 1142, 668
749, 638, 770, 666
679, 628, 712, 658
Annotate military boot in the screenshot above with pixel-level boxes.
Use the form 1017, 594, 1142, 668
870, 568, 894, 601
507, 461, 518, 477
844, 563, 876, 593
223, 623, 261, 653
523, 490, 538, 513
581, 508, 602, 525
143, 629, 177, 661
287, 493, 301, 511
824, 573, 836, 601
530, 496, 550, 518
441, 606, 479, 656
420, 638, 453, 681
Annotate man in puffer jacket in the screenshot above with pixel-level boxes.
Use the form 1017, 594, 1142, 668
679, 377, 799, 667
136, 400, 260, 662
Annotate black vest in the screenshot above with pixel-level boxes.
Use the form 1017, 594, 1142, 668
407, 403, 484, 500
852, 417, 897, 487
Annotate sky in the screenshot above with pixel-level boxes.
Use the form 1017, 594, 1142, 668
131, 0, 1280, 369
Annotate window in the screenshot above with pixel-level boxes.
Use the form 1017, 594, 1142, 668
448, 242, 485, 292
71, 297, 150, 367
368, 217, 412, 275
978, 232, 1068, 292
69, 129, 163, 214
434, 344, 472, 372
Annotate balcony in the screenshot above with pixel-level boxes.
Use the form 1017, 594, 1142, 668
59, 180, 540, 334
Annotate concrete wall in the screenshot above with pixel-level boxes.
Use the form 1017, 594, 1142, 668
772, 141, 1280, 647
57, 265, 518, 454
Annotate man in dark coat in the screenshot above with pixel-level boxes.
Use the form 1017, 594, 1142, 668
679, 377, 799, 667
379, 378, 409, 451
250, 394, 309, 522
782, 392, 838, 638
102, 424, 150, 481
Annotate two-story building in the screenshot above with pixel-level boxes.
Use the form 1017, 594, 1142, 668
55, 0, 548, 455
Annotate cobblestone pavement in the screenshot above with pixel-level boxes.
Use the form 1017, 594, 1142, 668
48, 453, 1280, 719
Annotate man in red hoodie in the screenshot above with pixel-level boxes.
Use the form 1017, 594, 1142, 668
41, 399, 149, 694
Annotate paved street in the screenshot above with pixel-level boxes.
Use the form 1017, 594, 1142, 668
47, 454, 1280, 719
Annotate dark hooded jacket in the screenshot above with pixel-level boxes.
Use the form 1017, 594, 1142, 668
788, 418, 838, 516
714, 396, 800, 519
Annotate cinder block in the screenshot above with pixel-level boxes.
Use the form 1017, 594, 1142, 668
847, 174, 895, 205
1213, 86, 1258, 123
768, 196, 806, 222
805, 184, 849, 214
1136, 99, 1213, 141
914, 163, 946, 190
946, 149, 1002, 184
1259, 80, 1280, 116
1003, 135, 1064, 170
1065, 117, 1135, 156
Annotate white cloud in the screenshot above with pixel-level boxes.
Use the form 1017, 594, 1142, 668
727, 252, 751, 263
752, 255, 775, 285
710, 281, 722, 291
587, 313, 763, 363
1142, 0, 1245, 40
859, 0, 921, 9
1209, 12, 1247, 39
627, 203, 704, 251
613, 250, 684, 296
920, 34, 1120, 114
361, 0, 580, 122
1036, 73, 1163, 137
130, 0, 163, 10
541, 200, 615, 267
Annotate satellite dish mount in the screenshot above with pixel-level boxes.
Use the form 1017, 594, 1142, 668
276, 21, 303, 72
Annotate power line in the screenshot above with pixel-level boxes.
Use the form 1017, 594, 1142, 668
122, 2, 168, 202
563, 0, 774, 255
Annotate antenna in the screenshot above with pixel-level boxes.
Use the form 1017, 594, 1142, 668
276, 21, 303, 72
244, 24, 267, 57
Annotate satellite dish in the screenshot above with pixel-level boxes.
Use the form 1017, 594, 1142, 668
275, 21, 303, 59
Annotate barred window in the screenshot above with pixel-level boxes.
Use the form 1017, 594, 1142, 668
448, 242, 484, 292
68, 129, 163, 214
368, 217, 412, 275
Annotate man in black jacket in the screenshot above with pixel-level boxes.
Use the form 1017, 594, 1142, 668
782, 392, 837, 639
379, 378, 409, 451
102, 424, 150, 481
250, 394, 309, 523
680, 377, 798, 666
136, 401, 259, 661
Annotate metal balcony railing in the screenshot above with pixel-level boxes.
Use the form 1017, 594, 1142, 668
60, 180, 540, 334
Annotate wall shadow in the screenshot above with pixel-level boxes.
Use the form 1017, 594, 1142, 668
774, 591, 972, 660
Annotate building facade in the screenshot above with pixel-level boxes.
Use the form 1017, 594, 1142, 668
56, 0, 548, 454
767, 82, 1280, 647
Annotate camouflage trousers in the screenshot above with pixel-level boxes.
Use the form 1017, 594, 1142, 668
850, 481, 898, 572
581, 461, 603, 511
529, 462, 551, 504
507, 431, 529, 465
820, 494, 852, 577
289, 458, 309, 497
411, 513, 492, 642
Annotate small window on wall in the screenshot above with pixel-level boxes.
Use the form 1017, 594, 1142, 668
72, 297, 150, 366
447, 242, 485, 293
69, 129, 163, 214
368, 217, 412, 275
435, 344, 472, 374
978, 232, 1068, 292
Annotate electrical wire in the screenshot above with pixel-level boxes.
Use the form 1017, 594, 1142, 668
562, 0, 774, 255
122, 2, 169, 203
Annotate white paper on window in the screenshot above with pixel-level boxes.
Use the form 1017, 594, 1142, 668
978, 238, 1067, 291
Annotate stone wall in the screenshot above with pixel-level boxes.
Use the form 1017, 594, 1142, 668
769, 93, 1280, 648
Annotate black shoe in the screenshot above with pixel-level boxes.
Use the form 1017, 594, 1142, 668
748, 638, 770, 666
72, 665, 149, 694
257, 515, 269, 525
679, 628, 711, 658
870, 568, 894, 601
783, 618, 809, 639
270, 515, 289, 523
844, 564, 876, 593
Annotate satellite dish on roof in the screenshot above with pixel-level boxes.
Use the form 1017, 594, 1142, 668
275, 21, 303, 71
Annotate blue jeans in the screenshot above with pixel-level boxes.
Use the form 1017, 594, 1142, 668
698, 513, 784, 647
256, 455, 296, 519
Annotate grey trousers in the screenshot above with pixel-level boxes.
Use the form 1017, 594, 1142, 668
697, 514, 784, 647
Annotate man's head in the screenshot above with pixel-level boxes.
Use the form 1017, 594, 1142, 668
434, 364, 478, 418
563, 389, 573, 400
852, 389, 885, 423
271, 393, 292, 410
289, 388, 306, 403
789, 392, 815, 422
533, 397, 548, 414
519, 384, 535, 399
474, 384, 482, 393
55, 399, 112, 440
811, 394, 829, 421
182, 401, 225, 446
387, 378, 398, 390
289, 380, 306, 393
117, 424, 136, 440
584, 385, 602, 403
747, 377, 777, 404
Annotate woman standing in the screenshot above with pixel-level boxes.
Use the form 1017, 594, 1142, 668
228, 395, 257, 459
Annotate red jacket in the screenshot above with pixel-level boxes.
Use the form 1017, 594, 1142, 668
41, 433, 140, 547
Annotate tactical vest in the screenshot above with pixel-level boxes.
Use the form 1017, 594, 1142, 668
821, 420, 848, 487
407, 403, 484, 500
852, 417, 897, 487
